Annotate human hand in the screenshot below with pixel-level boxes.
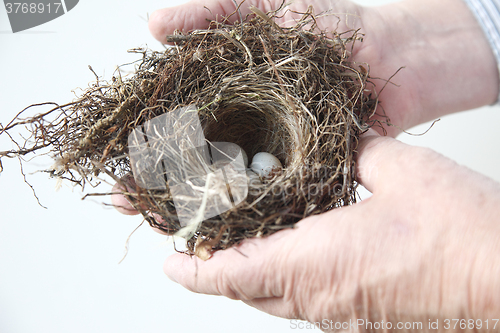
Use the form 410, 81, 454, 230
147, 0, 499, 137
162, 130, 500, 329
112, 0, 500, 327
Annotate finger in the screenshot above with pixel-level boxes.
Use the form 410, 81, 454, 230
148, 0, 265, 43
111, 178, 140, 216
355, 129, 410, 193
111, 183, 173, 235
111, 174, 175, 234
164, 231, 293, 300
149, 212, 171, 235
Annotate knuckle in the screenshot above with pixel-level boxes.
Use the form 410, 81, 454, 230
215, 267, 239, 299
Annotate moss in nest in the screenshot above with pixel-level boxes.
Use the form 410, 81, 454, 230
0, 4, 378, 259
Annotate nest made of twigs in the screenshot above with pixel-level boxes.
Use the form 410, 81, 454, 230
0, 4, 378, 259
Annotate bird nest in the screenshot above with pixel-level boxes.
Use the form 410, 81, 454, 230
0, 5, 378, 259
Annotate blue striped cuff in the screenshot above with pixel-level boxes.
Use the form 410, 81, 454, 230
463, 0, 500, 104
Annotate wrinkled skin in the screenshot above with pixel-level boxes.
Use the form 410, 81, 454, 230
160, 131, 500, 325
112, 0, 500, 330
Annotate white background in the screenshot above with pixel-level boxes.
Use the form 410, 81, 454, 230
1, 0, 499, 332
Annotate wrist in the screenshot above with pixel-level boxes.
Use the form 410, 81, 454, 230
357, 0, 499, 133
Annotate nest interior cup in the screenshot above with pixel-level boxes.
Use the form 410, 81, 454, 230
0, 4, 378, 259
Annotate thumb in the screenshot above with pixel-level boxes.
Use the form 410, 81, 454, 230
148, 0, 258, 43
163, 230, 291, 300
355, 129, 414, 193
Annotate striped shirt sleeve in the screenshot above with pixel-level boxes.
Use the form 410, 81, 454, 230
462, 0, 500, 103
